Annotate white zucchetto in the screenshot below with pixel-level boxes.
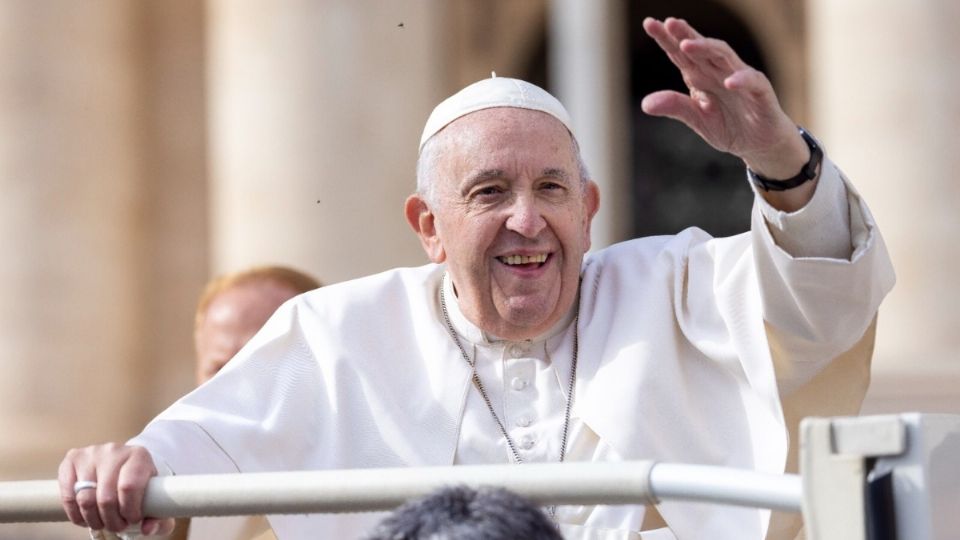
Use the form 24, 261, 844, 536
419, 76, 575, 153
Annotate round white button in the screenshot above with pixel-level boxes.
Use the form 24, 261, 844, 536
520, 436, 536, 450
515, 416, 532, 427
510, 377, 528, 391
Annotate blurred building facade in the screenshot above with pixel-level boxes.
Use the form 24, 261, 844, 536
0, 0, 957, 536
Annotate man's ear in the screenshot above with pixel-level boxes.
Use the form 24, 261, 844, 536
582, 180, 600, 250
405, 194, 446, 263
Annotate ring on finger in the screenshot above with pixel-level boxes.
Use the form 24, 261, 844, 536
74, 480, 98, 495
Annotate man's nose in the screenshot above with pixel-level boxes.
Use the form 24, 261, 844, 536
504, 194, 546, 238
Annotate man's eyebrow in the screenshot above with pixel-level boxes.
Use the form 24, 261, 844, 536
542, 168, 570, 181
459, 167, 570, 192
468, 169, 504, 183
461, 168, 504, 192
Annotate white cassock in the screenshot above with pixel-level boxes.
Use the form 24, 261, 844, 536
131, 158, 894, 539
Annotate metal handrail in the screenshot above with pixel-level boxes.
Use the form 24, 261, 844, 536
0, 461, 801, 523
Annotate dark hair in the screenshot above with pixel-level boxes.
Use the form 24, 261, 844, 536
364, 485, 563, 540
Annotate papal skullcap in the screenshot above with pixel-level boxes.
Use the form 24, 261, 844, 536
419, 75, 575, 153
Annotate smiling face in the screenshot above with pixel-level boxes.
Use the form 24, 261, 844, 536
406, 108, 599, 340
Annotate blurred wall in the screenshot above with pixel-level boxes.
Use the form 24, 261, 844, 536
0, 0, 208, 475
0, 2, 208, 536
808, 0, 960, 414
205, 1, 437, 282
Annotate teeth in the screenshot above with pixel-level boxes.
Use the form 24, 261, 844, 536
499, 254, 548, 265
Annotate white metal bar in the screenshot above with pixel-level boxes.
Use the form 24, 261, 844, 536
650, 463, 803, 513
0, 461, 801, 524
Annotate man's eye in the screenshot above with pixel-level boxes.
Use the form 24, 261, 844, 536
474, 186, 502, 197
540, 182, 564, 191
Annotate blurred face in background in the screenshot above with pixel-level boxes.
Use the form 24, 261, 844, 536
193, 279, 301, 385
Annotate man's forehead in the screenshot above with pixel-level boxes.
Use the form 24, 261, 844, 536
419, 77, 575, 153
429, 118, 580, 196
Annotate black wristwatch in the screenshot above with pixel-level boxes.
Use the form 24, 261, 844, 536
748, 127, 823, 192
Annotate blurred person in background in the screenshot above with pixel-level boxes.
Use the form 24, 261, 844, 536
193, 266, 322, 385
179, 266, 321, 540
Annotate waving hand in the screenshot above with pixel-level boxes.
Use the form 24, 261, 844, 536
641, 17, 815, 209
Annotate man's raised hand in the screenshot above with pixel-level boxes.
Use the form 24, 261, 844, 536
641, 17, 809, 181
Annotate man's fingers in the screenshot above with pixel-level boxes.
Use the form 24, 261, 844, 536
116, 476, 144, 528
663, 17, 704, 42
641, 90, 703, 129
74, 468, 105, 531
642, 14, 794, 159
724, 68, 774, 99
679, 39, 735, 79
642, 17, 692, 71
96, 458, 129, 532
646, 18, 747, 99
57, 456, 84, 526
642, 17, 678, 53
141, 517, 176, 536
116, 448, 157, 526
681, 37, 749, 76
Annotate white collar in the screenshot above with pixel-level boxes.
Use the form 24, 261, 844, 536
441, 271, 578, 346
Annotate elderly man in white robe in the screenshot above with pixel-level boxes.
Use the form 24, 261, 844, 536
58, 17, 894, 539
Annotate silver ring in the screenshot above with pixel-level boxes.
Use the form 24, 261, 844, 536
73, 480, 97, 495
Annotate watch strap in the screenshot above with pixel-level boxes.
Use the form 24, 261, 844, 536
748, 127, 823, 192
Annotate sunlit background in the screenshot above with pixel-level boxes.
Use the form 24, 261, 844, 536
1, 1, 957, 537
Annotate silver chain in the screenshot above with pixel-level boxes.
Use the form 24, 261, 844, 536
438, 278, 579, 466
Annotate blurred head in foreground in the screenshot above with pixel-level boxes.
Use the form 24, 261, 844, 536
364, 485, 562, 540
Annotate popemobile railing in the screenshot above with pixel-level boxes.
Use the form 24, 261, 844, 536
0, 461, 800, 520
0, 413, 957, 539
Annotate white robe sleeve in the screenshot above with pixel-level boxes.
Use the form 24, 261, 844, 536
750, 156, 896, 394
754, 157, 853, 260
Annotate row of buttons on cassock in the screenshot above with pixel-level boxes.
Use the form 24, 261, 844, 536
506, 341, 537, 450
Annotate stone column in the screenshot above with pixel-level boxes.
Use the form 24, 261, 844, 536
206, 0, 440, 284
137, 1, 211, 416
0, 2, 147, 476
808, 0, 960, 411
549, 0, 631, 248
